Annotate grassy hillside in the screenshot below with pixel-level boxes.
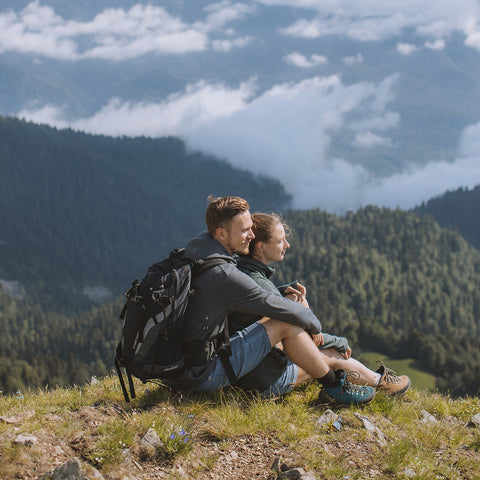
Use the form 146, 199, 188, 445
0, 375, 479, 479
359, 351, 437, 392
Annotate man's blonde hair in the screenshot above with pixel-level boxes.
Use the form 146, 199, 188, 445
205, 195, 250, 235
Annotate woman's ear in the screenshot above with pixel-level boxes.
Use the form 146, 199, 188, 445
255, 241, 265, 254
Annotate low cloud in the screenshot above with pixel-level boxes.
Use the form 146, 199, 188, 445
0, 1, 255, 60
425, 38, 446, 50
343, 53, 364, 66
17, 74, 480, 213
396, 42, 418, 55
284, 52, 327, 68
354, 131, 393, 148
18, 79, 257, 137
261, 0, 480, 52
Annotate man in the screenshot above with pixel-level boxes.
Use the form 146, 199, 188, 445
165, 196, 375, 405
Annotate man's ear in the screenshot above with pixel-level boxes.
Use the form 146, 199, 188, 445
215, 226, 227, 242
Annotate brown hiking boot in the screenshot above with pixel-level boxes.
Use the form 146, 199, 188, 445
376, 361, 411, 396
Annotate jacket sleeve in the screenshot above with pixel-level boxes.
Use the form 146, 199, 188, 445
209, 264, 322, 334
320, 333, 349, 353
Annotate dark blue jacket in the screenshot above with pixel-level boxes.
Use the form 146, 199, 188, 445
167, 231, 322, 389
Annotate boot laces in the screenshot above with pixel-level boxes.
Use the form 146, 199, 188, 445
342, 371, 369, 395
377, 361, 400, 385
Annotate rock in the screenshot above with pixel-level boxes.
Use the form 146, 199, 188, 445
354, 413, 387, 447
420, 410, 438, 424
277, 467, 316, 480
39, 457, 105, 480
138, 427, 161, 459
468, 413, 480, 427
224, 450, 239, 462
0, 411, 35, 425
404, 468, 416, 477
271, 456, 282, 473
315, 409, 338, 427
139, 428, 161, 449
14, 434, 38, 446
277, 467, 306, 479
53, 445, 66, 456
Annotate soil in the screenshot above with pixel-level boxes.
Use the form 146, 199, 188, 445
1, 405, 302, 480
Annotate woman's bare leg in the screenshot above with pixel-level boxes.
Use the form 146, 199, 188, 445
294, 348, 380, 386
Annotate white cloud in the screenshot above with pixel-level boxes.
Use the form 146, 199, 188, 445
0, 1, 255, 60
362, 130, 480, 210
284, 52, 327, 68
212, 36, 252, 51
263, 0, 480, 50
354, 131, 392, 148
343, 53, 363, 66
201, 0, 256, 32
465, 31, 480, 50
396, 42, 418, 55
425, 38, 446, 50
17, 80, 257, 137
17, 73, 480, 213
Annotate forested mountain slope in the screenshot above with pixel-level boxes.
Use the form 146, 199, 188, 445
0, 116, 290, 310
279, 207, 480, 396
413, 185, 480, 251
2, 207, 479, 396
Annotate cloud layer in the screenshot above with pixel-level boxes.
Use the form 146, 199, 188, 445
259, 0, 480, 50
6, 1, 480, 212
3, 0, 480, 61
0, 1, 255, 60
18, 73, 480, 212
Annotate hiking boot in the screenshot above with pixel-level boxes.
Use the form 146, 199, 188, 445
376, 361, 411, 396
317, 370, 376, 406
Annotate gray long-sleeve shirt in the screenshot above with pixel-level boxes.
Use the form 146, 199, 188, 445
167, 231, 322, 389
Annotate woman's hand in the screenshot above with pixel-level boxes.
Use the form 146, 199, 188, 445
342, 346, 352, 359
311, 332, 324, 347
284, 283, 309, 307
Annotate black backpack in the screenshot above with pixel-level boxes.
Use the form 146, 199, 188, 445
114, 249, 235, 402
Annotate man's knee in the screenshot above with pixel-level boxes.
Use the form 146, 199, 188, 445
261, 318, 304, 346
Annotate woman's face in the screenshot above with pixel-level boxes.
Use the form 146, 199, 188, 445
259, 223, 290, 263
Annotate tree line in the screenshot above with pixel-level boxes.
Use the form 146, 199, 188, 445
0, 115, 290, 311
1, 206, 479, 396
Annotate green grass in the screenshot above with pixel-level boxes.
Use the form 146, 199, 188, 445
0, 375, 479, 479
359, 351, 437, 392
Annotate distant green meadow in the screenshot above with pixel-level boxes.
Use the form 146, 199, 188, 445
359, 351, 437, 392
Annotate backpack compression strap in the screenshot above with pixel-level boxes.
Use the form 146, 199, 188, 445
216, 317, 238, 385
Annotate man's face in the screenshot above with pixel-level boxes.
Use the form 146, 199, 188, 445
217, 210, 255, 255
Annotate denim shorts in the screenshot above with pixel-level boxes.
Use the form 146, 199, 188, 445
196, 321, 299, 396
259, 360, 298, 398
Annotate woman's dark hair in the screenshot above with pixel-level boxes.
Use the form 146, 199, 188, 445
248, 212, 289, 256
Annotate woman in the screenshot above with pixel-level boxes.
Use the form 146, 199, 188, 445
228, 212, 411, 400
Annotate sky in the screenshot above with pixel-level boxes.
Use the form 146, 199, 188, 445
4, 0, 480, 211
